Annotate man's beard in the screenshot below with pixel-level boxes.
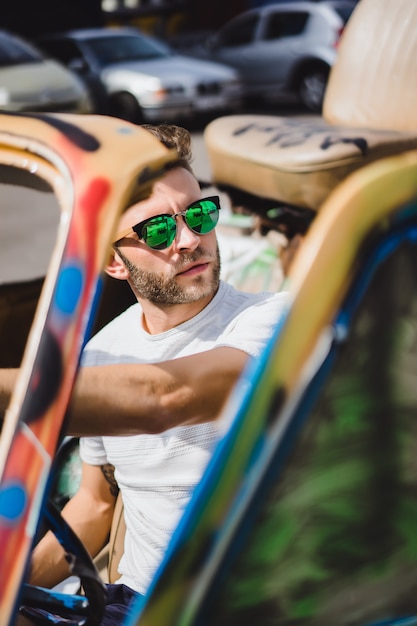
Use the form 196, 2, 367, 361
116, 244, 221, 305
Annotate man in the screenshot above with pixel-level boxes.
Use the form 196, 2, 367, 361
8, 124, 288, 625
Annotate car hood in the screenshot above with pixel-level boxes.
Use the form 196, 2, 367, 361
102, 53, 239, 84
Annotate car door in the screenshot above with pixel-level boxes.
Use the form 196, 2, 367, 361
206, 13, 261, 95
208, 9, 309, 98
254, 9, 310, 94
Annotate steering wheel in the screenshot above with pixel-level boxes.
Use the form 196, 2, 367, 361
18, 499, 106, 626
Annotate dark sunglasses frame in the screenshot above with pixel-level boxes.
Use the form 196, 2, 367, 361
114, 195, 221, 249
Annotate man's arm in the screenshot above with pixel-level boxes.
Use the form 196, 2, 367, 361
0, 368, 18, 416
69, 346, 247, 436
29, 462, 118, 589
1, 347, 248, 437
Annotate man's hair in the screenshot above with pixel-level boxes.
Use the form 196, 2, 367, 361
142, 123, 194, 173
113, 123, 195, 245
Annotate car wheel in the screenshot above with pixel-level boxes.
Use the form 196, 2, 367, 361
109, 92, 142, 124
298, 67, 329, 113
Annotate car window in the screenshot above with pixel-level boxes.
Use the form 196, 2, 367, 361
217, 14, 259, 48
0, 33, 41, 66
263, 11, 309, 40
86, 34, 168, 66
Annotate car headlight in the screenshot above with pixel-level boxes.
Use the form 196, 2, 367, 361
148, 87, 169, 103
140, 84, 185, 106
107, 70, 186, 107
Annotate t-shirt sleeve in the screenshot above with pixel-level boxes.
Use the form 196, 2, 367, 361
216, 291, 288, 358
79, 436, 108, 466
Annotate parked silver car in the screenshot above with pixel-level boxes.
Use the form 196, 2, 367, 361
180, 1, 356, 112
35, 27, 243, 123
0, 29, 92, 114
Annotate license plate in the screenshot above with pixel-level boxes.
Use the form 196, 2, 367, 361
195, 95, 225, 110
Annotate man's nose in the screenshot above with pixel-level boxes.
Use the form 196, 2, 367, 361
172, 216, 200, 252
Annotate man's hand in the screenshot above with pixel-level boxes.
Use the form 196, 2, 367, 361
29, 462, 117, 589
0, 368, 18, 418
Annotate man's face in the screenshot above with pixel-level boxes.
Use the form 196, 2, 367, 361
110, 167, 221, 306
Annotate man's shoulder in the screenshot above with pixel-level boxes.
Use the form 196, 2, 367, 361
220, 280, 289, 309
213, 282, 289, 333
105, 302, 140, 324
84, 303, 141, 349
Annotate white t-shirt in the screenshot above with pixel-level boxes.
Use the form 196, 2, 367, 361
80, 280, 288, 594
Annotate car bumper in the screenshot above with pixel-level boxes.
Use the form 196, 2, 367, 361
194, 94, 242, 112
140, 103, 194, 122
140, 93, 241, 122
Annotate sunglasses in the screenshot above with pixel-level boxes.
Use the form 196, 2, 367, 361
114, 196, 221, 250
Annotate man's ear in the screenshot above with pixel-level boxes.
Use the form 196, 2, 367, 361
105, 248, 130, 281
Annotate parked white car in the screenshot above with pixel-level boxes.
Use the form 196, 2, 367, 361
179, 1, 356, 112
0, 30, 92, 114
35, 27, 243, 123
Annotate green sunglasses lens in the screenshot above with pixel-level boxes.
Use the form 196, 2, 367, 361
142, 215, 177, 250
139, 198, 220, 249
185, 200, 219, 234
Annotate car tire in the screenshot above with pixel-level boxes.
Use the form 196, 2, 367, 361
298, 66, 329, 113
109, 92, 143, 124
